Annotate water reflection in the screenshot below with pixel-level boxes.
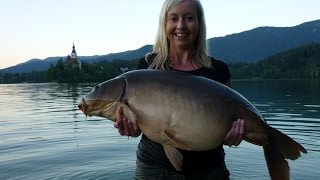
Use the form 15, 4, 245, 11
0, 80, 319, 179
230, 80, 320, 180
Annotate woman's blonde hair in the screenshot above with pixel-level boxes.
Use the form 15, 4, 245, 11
149, 0, 211, 69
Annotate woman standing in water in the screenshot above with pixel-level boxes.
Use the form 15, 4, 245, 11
114, 0, 245, 179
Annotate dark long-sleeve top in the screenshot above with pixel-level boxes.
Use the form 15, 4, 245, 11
135, 55, 231, 174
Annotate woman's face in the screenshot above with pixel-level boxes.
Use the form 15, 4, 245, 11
166, 0, 199, 50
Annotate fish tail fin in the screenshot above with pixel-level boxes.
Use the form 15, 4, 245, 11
263, 144, 289, 180
269, 127, 307, 160
263, 127, 307, 180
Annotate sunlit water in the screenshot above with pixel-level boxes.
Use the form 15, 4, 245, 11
0, 80, 319, 180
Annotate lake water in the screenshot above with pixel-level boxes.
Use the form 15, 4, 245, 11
0, 80, 319, 180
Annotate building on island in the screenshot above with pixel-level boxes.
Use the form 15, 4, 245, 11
64, 42, 81, 69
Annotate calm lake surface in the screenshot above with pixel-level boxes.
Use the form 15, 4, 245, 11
0, 80, 319, 180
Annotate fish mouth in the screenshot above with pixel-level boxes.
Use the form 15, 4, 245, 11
78, 98, 88, 114
78, 98, 112, 118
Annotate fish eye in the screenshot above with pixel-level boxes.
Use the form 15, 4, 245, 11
93, 85, 99, 92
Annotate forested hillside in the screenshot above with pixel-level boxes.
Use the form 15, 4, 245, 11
230, 43, 320, 79
209, 20, 320, 63
1, 43, 319, 83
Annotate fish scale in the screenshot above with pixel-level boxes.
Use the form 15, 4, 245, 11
78, 69, 307, 180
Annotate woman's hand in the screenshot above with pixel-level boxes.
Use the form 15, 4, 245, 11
114, 106, 141, 137
224, 119, 245, 147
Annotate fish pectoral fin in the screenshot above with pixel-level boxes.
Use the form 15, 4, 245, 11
121, 103, 138, 130
164, 130, 190, 150
163, 145, 183, 171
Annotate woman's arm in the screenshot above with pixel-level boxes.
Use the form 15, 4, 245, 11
114, 85, 245, 142
114, 106, 142, 137
224, 119, 245, 146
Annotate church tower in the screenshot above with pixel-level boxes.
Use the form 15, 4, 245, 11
71, 42, 77, 59
64, 42, 81, 69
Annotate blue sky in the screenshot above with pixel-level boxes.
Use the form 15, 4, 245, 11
0, 0, 319, 69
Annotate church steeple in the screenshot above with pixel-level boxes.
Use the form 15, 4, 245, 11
71, 42, 77, 59
64, 42, 81, 69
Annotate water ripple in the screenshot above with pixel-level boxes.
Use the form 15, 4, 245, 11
1, 81, 319, 179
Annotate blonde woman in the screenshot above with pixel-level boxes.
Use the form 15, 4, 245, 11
114, 0, 245, 179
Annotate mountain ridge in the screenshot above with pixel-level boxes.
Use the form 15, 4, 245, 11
208, 19, 320, 62
1, 19, 319, 73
